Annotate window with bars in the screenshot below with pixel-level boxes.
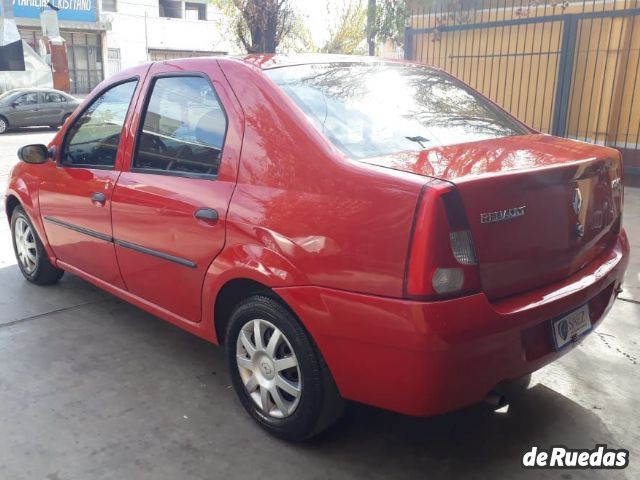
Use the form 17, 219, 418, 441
18, 28, 104, 94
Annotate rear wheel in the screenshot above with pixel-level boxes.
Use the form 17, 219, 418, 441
11, 206, 64, 285
226, 295, 345, 441
52, 113, 71, 130
0, 116, 8, 134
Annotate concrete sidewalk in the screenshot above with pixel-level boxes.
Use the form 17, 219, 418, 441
0, 130, 638, 480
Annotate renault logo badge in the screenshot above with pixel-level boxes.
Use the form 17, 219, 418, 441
572, 188, 583, 215
573, 189, 585, 238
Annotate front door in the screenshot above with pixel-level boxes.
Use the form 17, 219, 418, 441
111, 62, 242, 322
38, 79, 142, 288
7, 92, 39, 127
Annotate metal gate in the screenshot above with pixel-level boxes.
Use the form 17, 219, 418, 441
405, 0, 640, 171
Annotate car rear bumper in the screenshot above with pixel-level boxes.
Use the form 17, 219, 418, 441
274, 229, 630, 416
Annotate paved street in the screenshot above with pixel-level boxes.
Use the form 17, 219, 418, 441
0, 129, 638, 480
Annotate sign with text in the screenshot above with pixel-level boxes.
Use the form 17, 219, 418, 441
12, 0, 97, 23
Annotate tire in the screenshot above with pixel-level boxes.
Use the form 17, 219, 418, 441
11, 206, 64, 285
503, 373, 532, 396
226, 295, 345, 442
0, 116, 8, 134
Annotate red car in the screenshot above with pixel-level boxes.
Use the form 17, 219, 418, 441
6, 55, 629, 441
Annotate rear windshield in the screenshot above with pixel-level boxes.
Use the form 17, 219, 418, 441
266, 63, 527, 159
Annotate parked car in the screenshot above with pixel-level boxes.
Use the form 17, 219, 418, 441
0, 88, 79, 133
5, 55, 629, 441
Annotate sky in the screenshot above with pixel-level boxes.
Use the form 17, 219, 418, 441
292, 0, 351, 47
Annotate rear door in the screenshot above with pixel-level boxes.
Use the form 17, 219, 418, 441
111, 60, 243, 322
38, 91, 67, 125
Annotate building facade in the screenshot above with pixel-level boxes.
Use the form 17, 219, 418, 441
14, 0, 230, 94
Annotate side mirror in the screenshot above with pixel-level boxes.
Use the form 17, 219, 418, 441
18, 144, 50, 164
11, 101, 18, 108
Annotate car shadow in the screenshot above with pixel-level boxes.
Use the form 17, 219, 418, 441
304, 386, 628, 479
0, 266, 633, 480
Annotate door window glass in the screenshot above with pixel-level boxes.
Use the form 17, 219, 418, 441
15, 93, 38, 105
61, 80, 137, 168
133, 76, 226, 177
43, 92, 66, 103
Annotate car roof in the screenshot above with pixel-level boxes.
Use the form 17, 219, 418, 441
114, 54, 422, 86
3, 87, 75, 96
138, 54, 411, 72
229, 54, 406, 70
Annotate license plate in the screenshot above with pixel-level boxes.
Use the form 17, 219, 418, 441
551, 304, 591, 351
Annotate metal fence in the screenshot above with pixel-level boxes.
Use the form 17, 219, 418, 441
405, 0, 640, 171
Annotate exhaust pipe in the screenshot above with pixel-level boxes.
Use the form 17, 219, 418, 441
485, 390, 507, 409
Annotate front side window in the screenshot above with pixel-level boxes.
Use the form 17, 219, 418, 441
266, 63, 528, 159
15, 92, 38, 105
61, 80, 137, 168
133, 76, 226, 177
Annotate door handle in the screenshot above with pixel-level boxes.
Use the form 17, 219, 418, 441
194, 208, 218, 223
91, 192, 107, 205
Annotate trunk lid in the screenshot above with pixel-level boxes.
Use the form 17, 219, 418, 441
362, 134, 623, 299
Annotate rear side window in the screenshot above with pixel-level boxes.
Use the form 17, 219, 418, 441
133, 76, 226, 178
43, 92, 66, 103
61, 80, 137, 168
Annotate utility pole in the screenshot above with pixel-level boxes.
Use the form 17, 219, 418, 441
367, 0, 376, 56
144, 11, 149, 61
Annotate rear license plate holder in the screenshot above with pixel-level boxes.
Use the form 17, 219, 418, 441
551, 304, 591, 351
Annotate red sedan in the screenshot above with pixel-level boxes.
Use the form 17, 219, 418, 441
5, 55, 629, 441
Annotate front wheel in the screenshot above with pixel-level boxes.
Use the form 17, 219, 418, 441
0, 116, 8, 134
226, 296, 345, 441
11, 206, 64, 285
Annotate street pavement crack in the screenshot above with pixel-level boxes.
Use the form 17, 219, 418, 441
618, 297, 640, 305
0, 298, 113, 329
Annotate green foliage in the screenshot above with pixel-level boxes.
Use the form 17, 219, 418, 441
322, 0, 367, 55
366, 0, 409, 51
279, 14, 317, 54
366, 0, 434, 53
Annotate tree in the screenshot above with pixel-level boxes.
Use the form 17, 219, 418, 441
322, 0, 367, 55
278, 14, 317, 54
366, 0, 411, 56
214, 0, 297, 54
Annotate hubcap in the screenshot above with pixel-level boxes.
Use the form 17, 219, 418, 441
0, 119, 6, 132
236, 319, 301, 418
14, 217, 38, 274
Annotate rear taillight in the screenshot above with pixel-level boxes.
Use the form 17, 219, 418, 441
404, 182, 480, 299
